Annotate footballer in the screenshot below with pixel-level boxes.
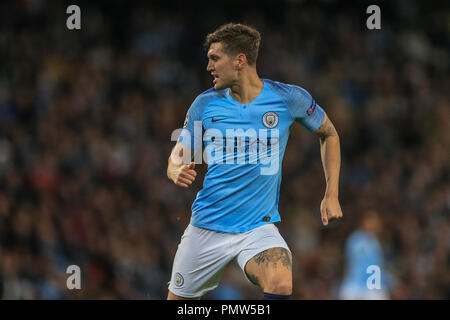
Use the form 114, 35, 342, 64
166, 23, 343, 300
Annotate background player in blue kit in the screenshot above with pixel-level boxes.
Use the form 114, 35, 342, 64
338, 210, 394, 299
167, 23, 343, 300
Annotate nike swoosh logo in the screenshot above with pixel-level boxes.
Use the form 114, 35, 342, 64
211, 117, 226, 122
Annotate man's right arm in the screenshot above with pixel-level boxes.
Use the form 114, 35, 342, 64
168, 90, 211, 187
167, 142, 197, 188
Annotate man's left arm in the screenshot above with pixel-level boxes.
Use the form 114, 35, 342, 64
313, 113, 343, 226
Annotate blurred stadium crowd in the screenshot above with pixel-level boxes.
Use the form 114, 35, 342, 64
0, 1, 448, 299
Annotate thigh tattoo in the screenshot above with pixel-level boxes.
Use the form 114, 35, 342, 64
248, 273, 260, 286
254, 247, 292, 270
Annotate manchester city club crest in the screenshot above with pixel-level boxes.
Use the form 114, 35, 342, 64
262, 111, 279, 128
174, 272, 184, 287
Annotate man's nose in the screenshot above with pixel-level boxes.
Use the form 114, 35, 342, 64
207, 62, 213, 71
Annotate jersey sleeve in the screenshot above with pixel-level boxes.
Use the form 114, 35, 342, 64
177, 94, 206, 151
288, 85, 325, 132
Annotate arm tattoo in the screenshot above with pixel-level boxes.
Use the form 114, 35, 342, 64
253, 247, 292, 271
314, 116, 337, 141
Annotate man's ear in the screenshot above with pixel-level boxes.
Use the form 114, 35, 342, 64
235, 53, 247, 70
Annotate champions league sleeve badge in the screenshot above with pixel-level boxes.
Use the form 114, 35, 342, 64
262, 111, 279, 128
183, 113, 189, 128
307, 100, 316, 116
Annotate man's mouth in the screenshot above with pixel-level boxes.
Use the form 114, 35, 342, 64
212, 74, 218, 84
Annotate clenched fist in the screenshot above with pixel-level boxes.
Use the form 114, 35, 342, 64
168, 161, 197, 188
320, 196, 343, 226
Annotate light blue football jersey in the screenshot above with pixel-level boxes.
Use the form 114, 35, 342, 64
178, 79, 325, 233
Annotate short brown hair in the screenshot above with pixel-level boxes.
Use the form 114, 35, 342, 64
204, 23, 261, 65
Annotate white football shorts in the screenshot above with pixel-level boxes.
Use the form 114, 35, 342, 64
168, 223, 290, 298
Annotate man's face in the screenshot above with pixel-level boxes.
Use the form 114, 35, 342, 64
206, 42, 237, 90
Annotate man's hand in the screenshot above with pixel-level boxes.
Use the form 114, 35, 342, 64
167, 142, 198, 188
320, 196, 343, 226
168, 161, 197, 188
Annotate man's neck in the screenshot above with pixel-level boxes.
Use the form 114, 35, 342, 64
229, 69, 263, 104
